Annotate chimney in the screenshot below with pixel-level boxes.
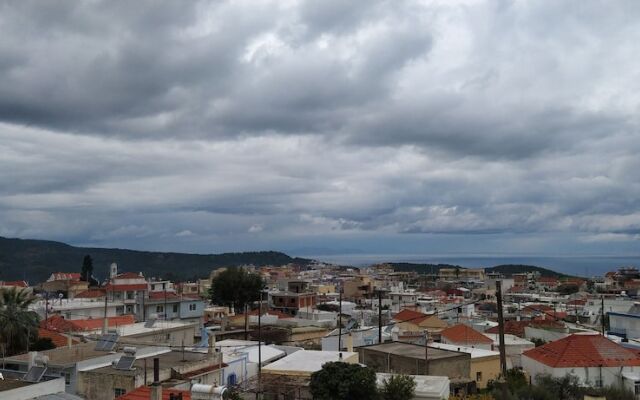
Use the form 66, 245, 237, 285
150, 358, 161, 400
346, 333, 354, 353
67, 334, 73, 348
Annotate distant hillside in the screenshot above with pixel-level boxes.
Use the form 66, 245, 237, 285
485, 264, 572, 278
0, 237, 313, 284
386, 262, 570, 278
386, 262, 462, 273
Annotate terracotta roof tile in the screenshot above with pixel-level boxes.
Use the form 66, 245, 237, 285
116, 386, 191, 400
440, 324, 493, 345
41, 314, 135, 332
393, 309, 429, 324
523, 334, 640, 368
106, 283, 148, 291
75, 289, 106, 298
38, 328, 79, 348
485, 320, 565, 337
0, 280, 29, 287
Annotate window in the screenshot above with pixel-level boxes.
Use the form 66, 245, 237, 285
476, 371, 482, 382
595, 379, 603, 388
634, 382, 640, 395
156, 305, 164, 313
189, 303, 197, 311
173, 304, 178, 313
114, 388, 126, 397
64, 372, 71, 385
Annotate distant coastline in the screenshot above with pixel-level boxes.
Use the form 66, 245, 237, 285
301, 253, 640, 277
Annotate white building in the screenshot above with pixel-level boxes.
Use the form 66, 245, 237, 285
522, 333, 640, 389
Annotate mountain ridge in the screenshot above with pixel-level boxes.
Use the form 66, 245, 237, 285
0, 236, 314, 283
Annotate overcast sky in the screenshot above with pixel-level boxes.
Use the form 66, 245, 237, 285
1, 0, 639, 257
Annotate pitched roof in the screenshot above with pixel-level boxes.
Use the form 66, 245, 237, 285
440, 324, 493, 345
0, 280, 29, 287
74, 289, 106, 299
116, 386, 191, 400
523, 334, 640, 368
38, 328, 80, 348
485, 320, 565, 337
393, 309, 430, 324
115, 272, 144, 279
105, 283, 148, 291
50, 273, 81, 281
41, 315, 135, 332
148, 291, 180, 300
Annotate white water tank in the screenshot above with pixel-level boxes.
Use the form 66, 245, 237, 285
191, 384, 227, 399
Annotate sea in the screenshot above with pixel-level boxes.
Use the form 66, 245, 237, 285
300, 254, 640, 277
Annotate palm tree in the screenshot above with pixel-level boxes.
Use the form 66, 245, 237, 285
0, 287, 39, 356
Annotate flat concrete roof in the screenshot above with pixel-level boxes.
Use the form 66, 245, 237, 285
6, 342, 110, 365
0, 379, 32, 391
88, 350, 212, 375
358, 342, 468, 361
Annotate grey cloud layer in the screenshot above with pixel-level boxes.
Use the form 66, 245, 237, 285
1, 0, 639, 253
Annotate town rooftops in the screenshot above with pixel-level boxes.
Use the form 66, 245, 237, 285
440, 324, 493, 345
357, 342, 470, 361
523, 333, 640, 368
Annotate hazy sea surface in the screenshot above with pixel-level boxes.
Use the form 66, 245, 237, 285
302, 254, 640, 277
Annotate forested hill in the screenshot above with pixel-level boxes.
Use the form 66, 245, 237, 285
0, 236, 313, 283
386, 262, 569, 278
484, 264, 571, 278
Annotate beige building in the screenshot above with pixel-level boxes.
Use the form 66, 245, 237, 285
439, 268, 485, 281
430, 343, 500, 389
77, 349, 224, 400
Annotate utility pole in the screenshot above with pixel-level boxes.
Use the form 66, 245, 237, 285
378, 289, 383, 344
601, 295, 606, 335
338, 286, 343, 351
258, 290, 263, 400
424, 330, 429, 375
496, 280, 508, 397
496, 280, 507, 376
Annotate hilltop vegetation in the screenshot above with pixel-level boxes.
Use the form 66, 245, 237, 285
386, 262, 570, 278
0, 236, 313, 283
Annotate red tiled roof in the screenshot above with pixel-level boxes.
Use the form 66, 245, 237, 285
116, 272, 144, 279
38, 328, 79, 348
486, 320, 565, 337
75, 289, 106, 298
0, 280, 29, 287
149, 291, 180, 300
106, 283, 148, 291
41, 315, 135, 332
440, 324, 493, 345
50, 272, 81, 281
393, 309, 429, 324
523, 334, 640, 368
116, 386, 191, 400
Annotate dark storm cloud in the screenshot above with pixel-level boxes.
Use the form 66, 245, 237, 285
1, 0, 640, 254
